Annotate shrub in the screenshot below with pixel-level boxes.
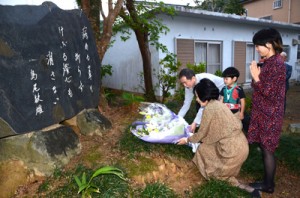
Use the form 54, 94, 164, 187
155, 53, 181, 103
186, 62, 206, 73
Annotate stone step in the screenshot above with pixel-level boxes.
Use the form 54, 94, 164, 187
288, 123, 300, 133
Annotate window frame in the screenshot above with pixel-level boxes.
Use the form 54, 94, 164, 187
194, 40, 222, 74
245, 43, 260, 83
273, 0, 282, 9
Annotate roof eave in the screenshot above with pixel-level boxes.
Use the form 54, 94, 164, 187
172, 7, 300, 31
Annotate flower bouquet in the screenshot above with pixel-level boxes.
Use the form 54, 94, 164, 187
130, 102, 200, 152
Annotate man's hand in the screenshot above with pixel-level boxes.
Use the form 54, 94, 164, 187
190, 122, 197, 133
176, 137, 188, 145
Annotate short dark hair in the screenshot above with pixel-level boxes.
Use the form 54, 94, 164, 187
252, 28, 283, 54
222, 67, 240, 79
178, 68, 195, 80
194, 78, 219, 102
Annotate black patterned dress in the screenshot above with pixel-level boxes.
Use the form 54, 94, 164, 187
247, 54, 286, 152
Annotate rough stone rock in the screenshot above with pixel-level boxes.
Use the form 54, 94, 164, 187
288, 123, 300, 133
0, 2, 101, 138
0, 160, 31, 198
0, 125, 81, 176
77, 109, 112, 136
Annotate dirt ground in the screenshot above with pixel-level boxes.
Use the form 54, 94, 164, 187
13, 84, 300, 198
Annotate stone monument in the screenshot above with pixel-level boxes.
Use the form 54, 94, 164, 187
0, 2, 101, 138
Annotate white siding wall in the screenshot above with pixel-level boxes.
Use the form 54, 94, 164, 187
102, 31, 160, 95
102, 12, 300, 96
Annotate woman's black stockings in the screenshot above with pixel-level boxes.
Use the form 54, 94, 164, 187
261, 146, 276, 187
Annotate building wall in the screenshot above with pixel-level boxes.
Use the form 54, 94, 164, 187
243, 0, 300, 24
102, 12, 300, 96
290, 0, 300, 24
233, 41, 247, 84
101, 32, 160, 95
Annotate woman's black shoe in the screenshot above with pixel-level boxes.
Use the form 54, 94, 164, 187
259, 186, 274, 194
249, 181, 274, 194
249, 181, 264, 190
250, 189, 261, 198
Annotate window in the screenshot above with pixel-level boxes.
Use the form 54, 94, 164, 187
260, 16, 272, 20
245, 43, 259, 82
273, 0, 282, 9
194, 41, 222, 74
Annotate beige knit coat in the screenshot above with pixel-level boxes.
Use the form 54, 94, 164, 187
188, 100, 249, 185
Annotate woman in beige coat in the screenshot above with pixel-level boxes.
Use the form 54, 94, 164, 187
177, 78, 259, 197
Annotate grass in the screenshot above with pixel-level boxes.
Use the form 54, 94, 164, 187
119, 126, 193, 160
139, 182, 178, 198
191, 180, 250, 198
37, 130, 300, 198
117, 155, 158, 177
38, 164, 129, 197
240, 144, 264, 178
34, 93, 300, 197
276, 133, 300, 175
241, 133, 300, 178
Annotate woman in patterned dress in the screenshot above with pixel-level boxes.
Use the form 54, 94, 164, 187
247, 28, 286, 194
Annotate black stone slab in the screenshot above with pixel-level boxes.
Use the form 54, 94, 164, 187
0, 2, 101, 137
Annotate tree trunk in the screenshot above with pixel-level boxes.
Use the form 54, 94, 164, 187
134, 30, 156, 101
80, 0, 124, 111
123, 0, 156, 102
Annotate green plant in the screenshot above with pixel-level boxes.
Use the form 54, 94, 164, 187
103, 88, 116, 102
241, 133, 300, 179
118, 155, 158, 177
214, 69, 222, 77
140, 182, 178, 198
244, 96, 252, 114
240, 144, 264, 178
38, 179, 50, 193
52, 166, 63, 179
186, 62, 206, 73
100, 64, 113, 79
121, 92, 145, 106
156, 53, 181, 103
191, 180, 250, 198
74, 166, 126, 198
276, 134, 300, 175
